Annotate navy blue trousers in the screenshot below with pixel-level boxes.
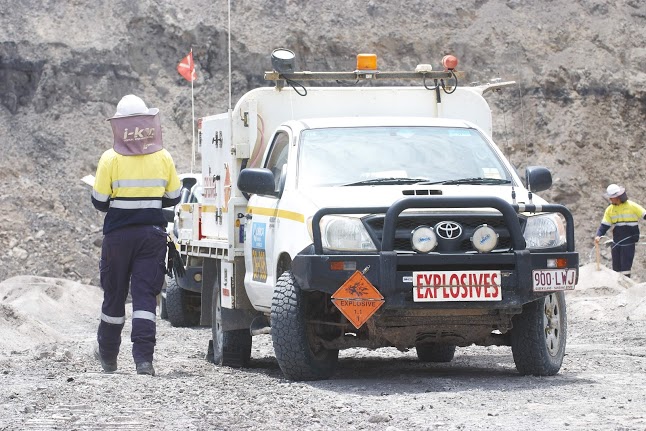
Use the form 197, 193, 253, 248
611, 242, 636, 277
97, 225, 167, 364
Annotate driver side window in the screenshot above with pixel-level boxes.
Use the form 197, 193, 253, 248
265, 131, 290, 192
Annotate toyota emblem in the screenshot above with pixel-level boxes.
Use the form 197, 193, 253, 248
435, 221, 463, 240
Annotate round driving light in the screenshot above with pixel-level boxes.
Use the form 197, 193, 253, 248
411, 226, 437, 253
471, 224, 498, 253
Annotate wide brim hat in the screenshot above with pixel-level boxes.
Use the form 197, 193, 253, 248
107, 94, 159, 120
107, 95, 163, 155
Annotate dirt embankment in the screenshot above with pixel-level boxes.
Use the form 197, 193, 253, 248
2, 1, 646, 283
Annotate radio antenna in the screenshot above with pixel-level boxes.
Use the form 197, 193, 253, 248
227, 0, 232, 110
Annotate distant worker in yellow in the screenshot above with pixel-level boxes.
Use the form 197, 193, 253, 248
91, 94, 181, 376
594, 184, 646, 278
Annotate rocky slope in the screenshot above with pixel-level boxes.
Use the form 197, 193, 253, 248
2, 0, 646, 284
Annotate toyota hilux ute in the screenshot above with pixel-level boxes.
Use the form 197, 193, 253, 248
174, 51, 578, 380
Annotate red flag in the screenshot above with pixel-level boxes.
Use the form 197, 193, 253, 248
177, 51, 197, 82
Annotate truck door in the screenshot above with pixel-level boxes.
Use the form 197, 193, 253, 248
243, 130, 291, 310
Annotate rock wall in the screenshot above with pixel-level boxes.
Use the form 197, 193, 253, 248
1, 0, 646, 283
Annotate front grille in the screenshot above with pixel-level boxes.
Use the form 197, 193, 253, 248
363, 213, 525, 253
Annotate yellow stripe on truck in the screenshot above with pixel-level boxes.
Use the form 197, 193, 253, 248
248, 206, 305, 223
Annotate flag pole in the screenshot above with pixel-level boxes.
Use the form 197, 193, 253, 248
190, 48, 196, 173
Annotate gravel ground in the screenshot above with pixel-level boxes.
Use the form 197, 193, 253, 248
1, 321, 645, 430
1, 265, 646, 430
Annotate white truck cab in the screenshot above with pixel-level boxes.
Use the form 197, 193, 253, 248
177, 52, 578, 380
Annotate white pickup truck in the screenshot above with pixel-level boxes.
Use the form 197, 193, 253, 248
175, 52, 578, 380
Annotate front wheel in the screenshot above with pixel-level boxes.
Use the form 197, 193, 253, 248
511, 292, 567, 376
211, 277, 251, 368
271, 271, 339, 381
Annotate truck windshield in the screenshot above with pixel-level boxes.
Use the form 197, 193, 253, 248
297, 126, 512, 188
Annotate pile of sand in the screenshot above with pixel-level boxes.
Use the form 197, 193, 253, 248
567, 263, 646, 322
0, 276, 103, 352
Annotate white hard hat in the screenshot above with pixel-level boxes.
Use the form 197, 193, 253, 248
112, 94, 159, 118
605, 183, 626, 199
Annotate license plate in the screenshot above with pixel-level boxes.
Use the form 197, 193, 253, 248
532, 269, 576, 291
412, 270, 502, 302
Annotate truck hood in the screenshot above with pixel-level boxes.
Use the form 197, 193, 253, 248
298, 184, 547, 211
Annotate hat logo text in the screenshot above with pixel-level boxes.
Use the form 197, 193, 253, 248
123, 127, 155, 143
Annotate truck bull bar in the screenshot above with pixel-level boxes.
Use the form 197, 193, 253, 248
311, 196, 575, 254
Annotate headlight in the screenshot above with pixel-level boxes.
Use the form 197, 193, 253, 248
317, 215, 377, 252
523, 213, 566, 249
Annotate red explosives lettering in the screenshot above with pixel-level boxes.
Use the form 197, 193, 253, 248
415, 286, 435, 299
412, 271, 502, 302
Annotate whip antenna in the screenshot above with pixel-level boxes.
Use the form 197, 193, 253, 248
228, 0, 232, 110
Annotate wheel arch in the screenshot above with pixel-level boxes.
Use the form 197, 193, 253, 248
276, 252, 292, 277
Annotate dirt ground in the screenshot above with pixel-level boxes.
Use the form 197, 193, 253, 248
1, 263, 645, 430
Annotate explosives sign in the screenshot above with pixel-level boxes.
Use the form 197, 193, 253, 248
412, 270, 502, 302
332, 271, 384, 329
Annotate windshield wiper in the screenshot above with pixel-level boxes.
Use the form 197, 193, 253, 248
419, 177, 512, 185
342, 177, 430, 186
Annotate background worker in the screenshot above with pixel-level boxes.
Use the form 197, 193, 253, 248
595, 183, 646, 278
91, 94, 181, 376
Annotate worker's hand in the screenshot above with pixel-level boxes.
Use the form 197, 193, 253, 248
594, 236, 600, 244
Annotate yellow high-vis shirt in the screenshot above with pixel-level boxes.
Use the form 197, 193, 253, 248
91, 148, 181, 234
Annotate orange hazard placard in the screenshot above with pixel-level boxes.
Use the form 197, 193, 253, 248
332, 270, 384, 329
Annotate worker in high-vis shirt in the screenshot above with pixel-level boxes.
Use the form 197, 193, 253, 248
91, 94, 181, 376
595, 183, 646, 278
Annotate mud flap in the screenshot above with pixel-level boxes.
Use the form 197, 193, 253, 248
205, 339, 215, 363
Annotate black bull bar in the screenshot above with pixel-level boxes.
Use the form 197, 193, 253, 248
292, 196, 578, 308
311, 196, 575, 254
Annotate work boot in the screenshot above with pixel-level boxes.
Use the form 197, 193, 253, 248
136, 361, 156, 376
94, 345, 117, 373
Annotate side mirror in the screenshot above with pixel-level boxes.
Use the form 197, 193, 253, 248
162, 207, 175, 223
525, 166, 552, 193
238, 168, 278, 196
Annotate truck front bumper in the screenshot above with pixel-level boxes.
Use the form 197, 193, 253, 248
292, 248, 579, 310
292, 195, 579, 310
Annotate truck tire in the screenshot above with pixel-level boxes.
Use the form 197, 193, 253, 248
211, 285, 252, 368
159, 278, 169, 320
271, 271, 339, 381
511, 292, 567, 376
415, 344, 456, 363
160, 294, 168, 320
165, 277, 200, 327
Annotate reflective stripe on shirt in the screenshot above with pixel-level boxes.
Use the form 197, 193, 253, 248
92, 189, 110, 202
164, 187, 182, 199
608, 213, 640, 223
110, 199, 163, 209
112, 179, 168, 189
